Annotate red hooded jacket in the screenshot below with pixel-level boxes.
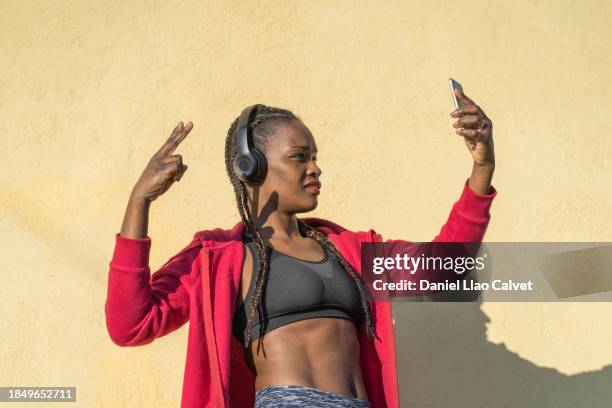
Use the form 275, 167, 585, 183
105, 178, 497, 407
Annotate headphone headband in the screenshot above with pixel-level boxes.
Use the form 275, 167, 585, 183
236, 105, 257, 157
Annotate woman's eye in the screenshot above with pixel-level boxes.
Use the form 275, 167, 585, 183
291, 153, 317, 162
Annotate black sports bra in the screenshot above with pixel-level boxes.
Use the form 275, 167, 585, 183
232, 237, 365, 347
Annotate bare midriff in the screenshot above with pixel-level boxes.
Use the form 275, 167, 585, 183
247, 317, 368, 400
236, 237, 369, 401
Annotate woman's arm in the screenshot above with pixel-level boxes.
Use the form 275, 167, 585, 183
436, 87, 496, 241
366, 178, 496, 296
105, 121, 198, 347
104, 228, 202, 347
468, 162, 494, 196
119, 194, 151, 239
368, 177, 497, 246
432, 176, 497, 243
366, 89, 497, 294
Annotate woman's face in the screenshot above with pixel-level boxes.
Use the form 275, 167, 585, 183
246, 119, 322, 215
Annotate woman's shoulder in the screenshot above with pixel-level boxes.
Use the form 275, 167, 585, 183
192, 220, 245, 248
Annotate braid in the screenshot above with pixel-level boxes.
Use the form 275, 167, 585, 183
296, 219, 378, 342
225, 104, 299, 350
224, 104, 377, 350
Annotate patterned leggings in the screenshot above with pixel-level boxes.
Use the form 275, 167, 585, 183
254, 385, 370, 408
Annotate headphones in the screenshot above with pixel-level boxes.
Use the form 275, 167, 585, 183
233, 104, 268, 185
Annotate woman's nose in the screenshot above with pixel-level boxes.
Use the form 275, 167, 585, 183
308, 162, 322, 178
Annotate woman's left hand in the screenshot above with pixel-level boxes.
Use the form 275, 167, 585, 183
450, 88, 495, 168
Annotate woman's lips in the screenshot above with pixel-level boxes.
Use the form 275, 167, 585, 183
304, 185, 320, 195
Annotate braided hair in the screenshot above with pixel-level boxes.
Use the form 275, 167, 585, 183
224, 104, 378, 352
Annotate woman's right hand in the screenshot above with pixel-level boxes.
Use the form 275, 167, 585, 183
131, 121, 194, 203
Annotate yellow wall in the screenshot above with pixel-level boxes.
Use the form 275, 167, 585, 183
1, 0, 611, 406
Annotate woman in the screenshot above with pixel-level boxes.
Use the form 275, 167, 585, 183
105, 89, 497, 408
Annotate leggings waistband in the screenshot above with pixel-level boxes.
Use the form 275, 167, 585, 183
255, 384, 370, 407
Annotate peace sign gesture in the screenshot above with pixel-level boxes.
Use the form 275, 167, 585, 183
131, 121, 194, 202
450, 89, 495, 168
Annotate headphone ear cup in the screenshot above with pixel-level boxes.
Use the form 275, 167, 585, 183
234, 153, 256, 181
249, 147, 268, 184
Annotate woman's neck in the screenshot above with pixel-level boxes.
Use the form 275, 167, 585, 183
246, 212, 303, 245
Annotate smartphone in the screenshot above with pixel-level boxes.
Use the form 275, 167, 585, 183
449, 77, 464, 110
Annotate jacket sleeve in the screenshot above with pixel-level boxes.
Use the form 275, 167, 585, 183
367, 178, 497, 294
104, 232, 203, 347
371, 178, 497, 244
432, 177, 497, 243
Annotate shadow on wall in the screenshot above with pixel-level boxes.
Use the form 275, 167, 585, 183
393, 300, 612, 408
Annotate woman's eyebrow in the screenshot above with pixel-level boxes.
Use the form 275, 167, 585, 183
290, 145, 318, 153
